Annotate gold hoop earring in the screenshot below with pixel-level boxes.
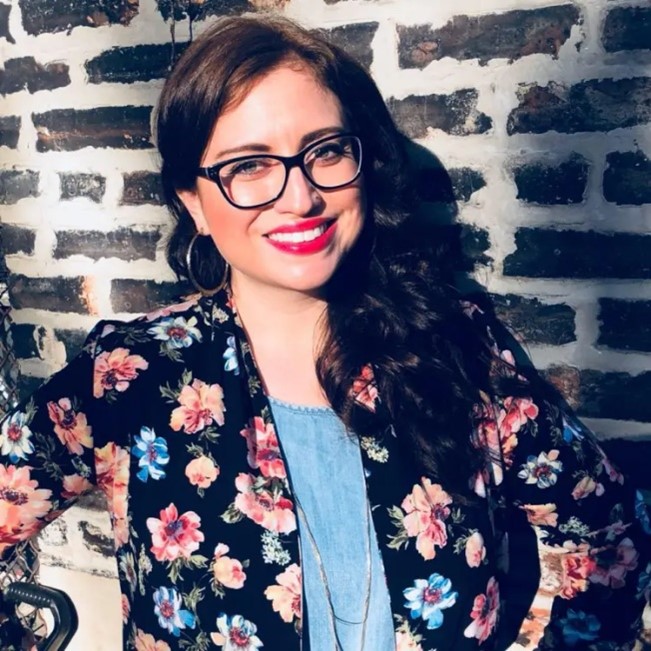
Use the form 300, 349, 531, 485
185, 232, 230, 296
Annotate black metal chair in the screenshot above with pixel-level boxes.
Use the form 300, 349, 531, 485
1, 582, 78, 651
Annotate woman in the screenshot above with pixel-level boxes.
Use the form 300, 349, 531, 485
0, 14, 649, 651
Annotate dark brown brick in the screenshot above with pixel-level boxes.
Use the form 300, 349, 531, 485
110, 278, 191, 313
155, 0, 289, 21
17, 375, 44, 401
11, 323, 41, 359
0, 116, 20, 148
598, 299, 651, 353
398, 5, 580, 69
18, 0, 138, 36
416, 166, 486, 203
0, 224, 35, 255
55, 328, 89, 361
33, 106, 153, 152
121, 171, 164, 205
492, 294, 576, 345
513, 153, 589, 205
603, 150, 651, 206
603, 7, 651, 53
545, 364, 651, 422
0, 3, 14, 44
59, 173, 106, 203
324, 22, 377, 71
507, 77, 651, 135
9, 275, 89, 313
0, 57, 70, 95
504, 228, 651, 279
11, 324, 88, 362
86, 42, 190, 84
0, 169, 39, 204
54, 228, 160, 261
388, 90, 492, 138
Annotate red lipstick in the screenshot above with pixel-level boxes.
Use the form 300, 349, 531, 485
265, 218, 337, 255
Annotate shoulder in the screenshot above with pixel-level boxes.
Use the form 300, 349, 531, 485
85, 294, 229, 355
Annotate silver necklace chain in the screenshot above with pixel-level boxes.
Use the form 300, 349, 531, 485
293, 491, 373, 651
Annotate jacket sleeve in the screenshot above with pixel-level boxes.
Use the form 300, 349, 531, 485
468, 303, 651, 650
0, 322, 107, 558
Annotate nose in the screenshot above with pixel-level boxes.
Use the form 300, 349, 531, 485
273, 165, 320, 215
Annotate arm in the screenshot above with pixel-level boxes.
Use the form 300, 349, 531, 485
468, 304, 651, 650
0, 323, 105, 557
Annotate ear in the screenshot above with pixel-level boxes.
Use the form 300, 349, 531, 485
177, 189, 210, 235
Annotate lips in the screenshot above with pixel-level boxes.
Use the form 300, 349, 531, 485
265, 218, 337, 255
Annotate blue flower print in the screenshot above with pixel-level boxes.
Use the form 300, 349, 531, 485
637, 562, 651, 601
148, 316, 202, 350
223, 336, 240, 375
562, 415, 585, 443
559, 609, 600, 646
0, 411, 34, 463
403, 573, 458, 630
132, 427, 169, 482
211, 613, 263, 650
153, 586, 196, 636
517, 450, 563, 488
635, 491, 651, 535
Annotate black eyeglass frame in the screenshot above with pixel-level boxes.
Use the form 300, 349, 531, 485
195, 133, 363, 209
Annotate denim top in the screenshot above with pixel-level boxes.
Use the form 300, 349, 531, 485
269, 397, 395, 651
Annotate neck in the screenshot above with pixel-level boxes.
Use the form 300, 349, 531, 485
230, 273, 328, 353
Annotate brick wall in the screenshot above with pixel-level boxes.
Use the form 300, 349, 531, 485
1, 0, 650, 615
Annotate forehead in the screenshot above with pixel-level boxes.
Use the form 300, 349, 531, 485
207, 65, 345, 152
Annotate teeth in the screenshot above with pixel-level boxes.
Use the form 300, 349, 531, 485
268, 224, 328, 244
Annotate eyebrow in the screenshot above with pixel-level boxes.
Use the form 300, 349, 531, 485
211, 126, 347, 160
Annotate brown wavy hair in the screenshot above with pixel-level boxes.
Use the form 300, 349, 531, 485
156, 14, 500, 495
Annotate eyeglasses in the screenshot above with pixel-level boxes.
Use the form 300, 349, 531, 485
196, 133, 363, 209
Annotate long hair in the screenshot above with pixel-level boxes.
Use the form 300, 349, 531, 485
156, 15, 499, 495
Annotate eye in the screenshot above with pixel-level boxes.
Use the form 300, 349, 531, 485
307, 136, 358, 168
221, 157, 276, 179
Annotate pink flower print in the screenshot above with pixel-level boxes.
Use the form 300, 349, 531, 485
571, 476, 604, 501
134, 628, 171, 651
47, 398, 93, 455
121, 594, 130, 625
464, 576, 500, 643
472, 403, 506, 487
212, 543, 246, 590
350, 364, 378, 412
95, 442, 130, 549
185, 456, 219, 489
395, 630, 423, 651
591, 537, 639, 589
264, 563, 302, 624
143, 297, 198, 322
234, 473, 296, 534
521, 503, 558, 527
465, 532, 486, 568
599, 453, 624, 484
560, 548, 596, 599
93, 348, 148, 398
401, 479, 452, 560
498, 397, 538, 437
169, 379, 225, 434
240, 417, 286, 479
0, 465, 52, 552
61, 474, 93, 500
147, 503, 204, 562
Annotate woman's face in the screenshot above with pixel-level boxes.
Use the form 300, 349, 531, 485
178, 64, 365, 298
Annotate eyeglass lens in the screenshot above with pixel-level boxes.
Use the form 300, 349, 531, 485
218, 135, 361, 208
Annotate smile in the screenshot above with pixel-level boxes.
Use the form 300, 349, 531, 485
265, 220, 337, 255
267, 223, 329, 244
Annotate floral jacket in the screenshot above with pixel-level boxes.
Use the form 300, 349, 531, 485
0, 292, 649, 651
